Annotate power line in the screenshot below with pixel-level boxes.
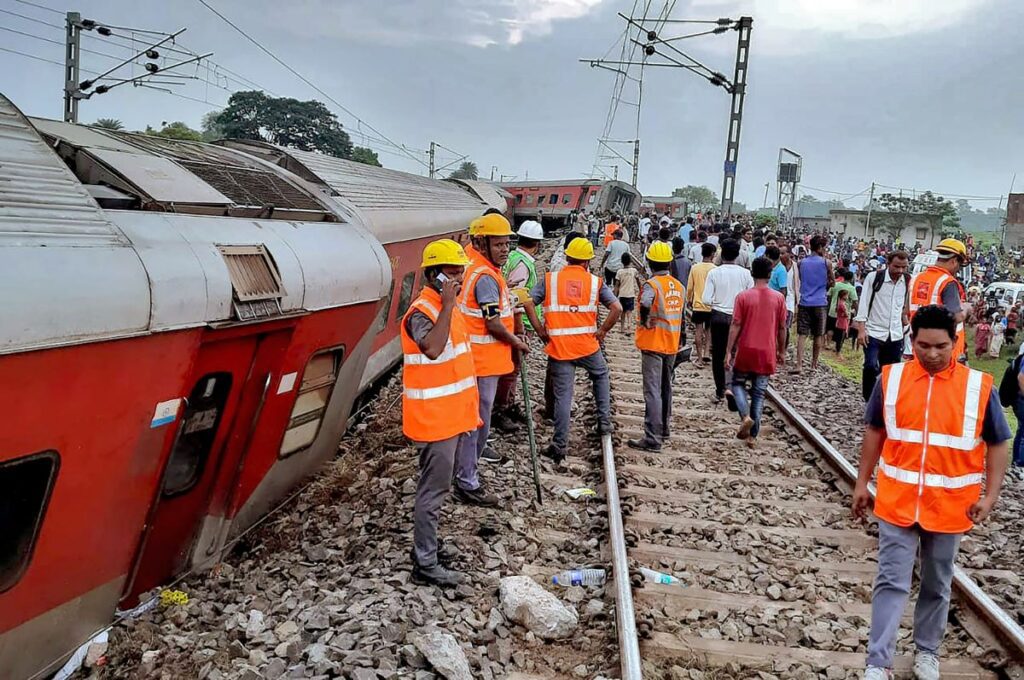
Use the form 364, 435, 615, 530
13, 0, 64, 15
0, 25, 130, 62
194, 0, 427, 168
873, 183, 1003, 201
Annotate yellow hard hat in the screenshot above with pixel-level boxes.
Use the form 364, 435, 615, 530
421, 238, 471, 268
646, 241, 673, 264
469, 213, 514, 237
935, 238, 968, 262
565, 237, 595, 261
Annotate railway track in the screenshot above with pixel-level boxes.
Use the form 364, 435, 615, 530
598, 330, 1024, 680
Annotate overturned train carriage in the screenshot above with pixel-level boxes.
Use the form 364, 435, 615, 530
217, 139, 490, 392
0, 96, 393, 679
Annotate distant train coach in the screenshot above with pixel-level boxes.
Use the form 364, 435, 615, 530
500, 179, 641, 228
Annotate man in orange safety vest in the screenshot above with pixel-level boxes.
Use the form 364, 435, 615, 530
628, 241, 684, 452
906, 238, 971, 361
853, 305, 1009, 680
525, 237, 622, 463
401, 239, 480, 587
455, 213, 529, 507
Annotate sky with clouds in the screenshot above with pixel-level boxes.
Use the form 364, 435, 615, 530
2, 0, 1021, 209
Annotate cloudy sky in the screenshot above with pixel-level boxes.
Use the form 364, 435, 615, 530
2, 0, 1021, 209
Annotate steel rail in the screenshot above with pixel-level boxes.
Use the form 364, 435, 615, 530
602, 433, 643, 679
766, 386, 1024, 662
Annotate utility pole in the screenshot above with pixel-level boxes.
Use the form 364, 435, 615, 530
762, 182, 770, 210
63, 12, 83, 122
864, 182, 876, 236
428, 142, 436, 179
613, 165, 619, 181
720, 16, 752, 217
631, 140, 639, 188
490, 166, 497, 181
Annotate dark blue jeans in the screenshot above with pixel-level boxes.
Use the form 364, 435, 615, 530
731, 372, 769, 438
1014, 398, 1024, 466
862, 336, 904, 401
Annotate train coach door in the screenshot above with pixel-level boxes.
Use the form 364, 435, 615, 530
125, 330, 287, 603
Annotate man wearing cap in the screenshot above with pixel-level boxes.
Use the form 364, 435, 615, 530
628, 242, 685, 452
526, 237, 622, 463
401, 239, 479, 586
455, 213, 530, 506
907, 238, 971, 362
493, 220, 545, 433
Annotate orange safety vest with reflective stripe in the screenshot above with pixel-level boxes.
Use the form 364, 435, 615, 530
909, 265, 966, 358
458, 245, 515, 377
543, 265, 601, 360
635, 274, 685, 354
604, 222, 620, 248
875, 359, 991, 534
400, 287, 481, 443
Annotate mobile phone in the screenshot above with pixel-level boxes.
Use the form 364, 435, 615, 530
435, 272, 449, 288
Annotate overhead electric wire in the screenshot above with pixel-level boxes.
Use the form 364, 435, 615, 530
194, 0, 428, 168
873, 183, 1003, 201
13, 0, 64, 15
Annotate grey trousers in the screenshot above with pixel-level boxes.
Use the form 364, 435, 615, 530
412, 434, 462, 567
641, 350, 674, 444
549, 350, 612, 451
866, 519, 963, 668
455, 375, 498, 491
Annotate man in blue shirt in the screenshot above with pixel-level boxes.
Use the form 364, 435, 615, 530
766, 245, 787, 298
678, 216, 694, 245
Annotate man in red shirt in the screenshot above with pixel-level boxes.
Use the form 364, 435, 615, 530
726, 256, 788, 447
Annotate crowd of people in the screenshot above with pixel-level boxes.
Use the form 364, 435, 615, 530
400, 207, 1018, 680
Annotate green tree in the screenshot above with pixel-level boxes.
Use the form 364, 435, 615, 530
671, 185, 718, 212
754, 212, 778, 229
214, 90, 353, 158
93, 118, 124, 130
350, 146, 382, 167
145, 121, 203, 142
200, 110, 225, 142
870, 191, 959, 241
448, 161, 479, 180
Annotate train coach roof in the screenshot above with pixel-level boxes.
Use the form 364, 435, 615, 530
499, 179, 605, 189
0, 95, 390, 355
219, 140, 488, 244
447, 179, 511, 212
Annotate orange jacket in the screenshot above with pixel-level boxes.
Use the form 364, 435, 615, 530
603, 222, 620, 248
635, 274, 685, 354
875, 359, 991, 533
909, 265, 966, 358
400, 287, 481, 442
458, 245, 515, 377
543, 265, 601, 360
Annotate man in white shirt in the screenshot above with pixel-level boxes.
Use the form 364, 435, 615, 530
701, 238, 754, 402
853, 251, 910, 401
639, 213, 653, 243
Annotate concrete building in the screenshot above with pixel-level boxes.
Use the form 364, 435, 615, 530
829, 209, 940, 248
1005, 193, 1024, 247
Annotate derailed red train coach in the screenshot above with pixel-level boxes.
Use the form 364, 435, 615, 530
0, 93, 488, 679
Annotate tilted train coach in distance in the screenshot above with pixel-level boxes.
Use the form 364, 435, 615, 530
500, 178, 642, 229
0, 91, 488, 679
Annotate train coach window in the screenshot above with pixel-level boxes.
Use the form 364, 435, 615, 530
562, 193, 572, 204
280, 348, 344, 457
525, 194, 534, 205
548, 194, 558, 205
395, 271, 417, 320
163, 373, 233, 497
588, 191, 597, 204
0, 451, 59, 593
376, 278, 396, 334
515, 194, 523, 205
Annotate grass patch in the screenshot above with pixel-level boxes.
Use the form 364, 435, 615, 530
818, 329, 1019, 431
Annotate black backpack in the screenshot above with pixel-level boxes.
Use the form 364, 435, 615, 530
998, 354, 1023, 406
866, 269, 912, 316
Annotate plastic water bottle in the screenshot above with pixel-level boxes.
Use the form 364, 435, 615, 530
552, 568, 607, 587
639, 567, 680, 585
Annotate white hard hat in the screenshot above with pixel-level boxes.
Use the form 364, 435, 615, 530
517, 220, 544, 240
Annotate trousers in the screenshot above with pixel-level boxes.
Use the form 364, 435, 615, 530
641, 350, 674, 444
1013, 397, 1024, 466
412, 434, 462, 567
862, 336, 904, 401
549, 350, 612, 451
731, 372, 768, 438
709, 310, 733, 398
494, 345, 522, 411
455, 375, 498, 491
866, 519, 962, 668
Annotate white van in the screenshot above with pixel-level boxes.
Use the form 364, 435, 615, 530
983, 282, 1024, 311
